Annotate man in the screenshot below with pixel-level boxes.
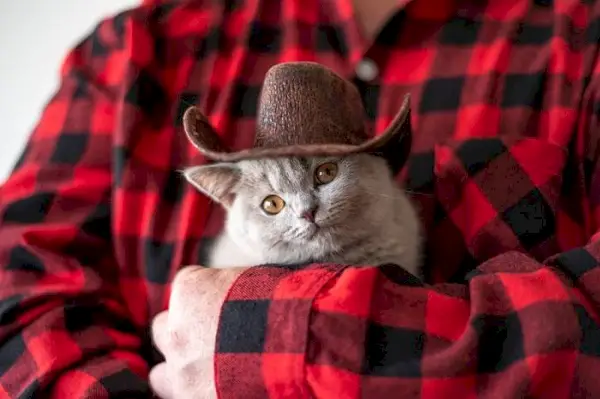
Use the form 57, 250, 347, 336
1, 0, 599, 397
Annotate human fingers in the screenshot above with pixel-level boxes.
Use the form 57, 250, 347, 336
149, 362, 173, 399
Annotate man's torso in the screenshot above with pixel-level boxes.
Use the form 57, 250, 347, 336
108, 0, 600, 324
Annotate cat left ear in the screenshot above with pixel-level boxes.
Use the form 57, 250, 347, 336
182, 163, 240, 208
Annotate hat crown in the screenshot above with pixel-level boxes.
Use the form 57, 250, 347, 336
181, 61, 411, 165
255, 62, 369, 148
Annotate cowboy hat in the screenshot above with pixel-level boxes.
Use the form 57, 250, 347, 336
182, 61, 412, 172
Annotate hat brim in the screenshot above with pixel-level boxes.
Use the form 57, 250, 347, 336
183, 93, 412, 164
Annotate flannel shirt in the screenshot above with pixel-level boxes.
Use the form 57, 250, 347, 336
1, 0, 600, 397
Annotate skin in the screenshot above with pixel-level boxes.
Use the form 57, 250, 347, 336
149, 1, 412, 397
150, 266, 244, 399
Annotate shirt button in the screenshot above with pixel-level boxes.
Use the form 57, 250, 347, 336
355, 58, 379, 82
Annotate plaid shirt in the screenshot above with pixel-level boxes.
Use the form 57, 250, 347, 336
1, 0, 600, 397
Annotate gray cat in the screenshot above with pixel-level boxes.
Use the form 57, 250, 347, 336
183, 153, 423, 277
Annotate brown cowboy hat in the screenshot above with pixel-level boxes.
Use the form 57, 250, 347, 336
182, 61, 412, 172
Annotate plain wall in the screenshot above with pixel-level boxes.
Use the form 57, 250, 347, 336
0, 1, 139, 184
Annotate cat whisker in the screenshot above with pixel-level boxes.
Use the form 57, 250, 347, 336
359, 189, 434, 199
403, 190, 435, 197
370, 192, 435, 199
267, 237, 285, 249
368, 193, 404, 199
282, 228, 305, 241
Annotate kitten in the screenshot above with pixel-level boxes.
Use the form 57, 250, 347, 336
183, 153, 423, 277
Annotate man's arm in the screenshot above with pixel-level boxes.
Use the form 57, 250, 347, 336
211, 29, 600, 399
214, 249, 600, 398
0, 10, 152, 398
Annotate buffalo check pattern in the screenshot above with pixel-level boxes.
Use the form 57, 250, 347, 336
1, 0, 600, 397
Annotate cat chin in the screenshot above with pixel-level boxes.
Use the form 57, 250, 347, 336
206, 233, 265, 268
207, 228, 333, 268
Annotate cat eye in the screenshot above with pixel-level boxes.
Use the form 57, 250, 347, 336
314, 162, 338, 185
261, 194, 286, 215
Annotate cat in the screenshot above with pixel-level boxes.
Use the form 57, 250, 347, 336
182, 153, 423, 277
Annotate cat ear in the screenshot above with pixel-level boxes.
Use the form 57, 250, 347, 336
182, 163, 240, 208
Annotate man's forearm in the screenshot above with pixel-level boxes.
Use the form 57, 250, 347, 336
213, 249, 600, 398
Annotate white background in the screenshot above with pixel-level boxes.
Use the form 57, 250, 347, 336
0, 1, 139, 184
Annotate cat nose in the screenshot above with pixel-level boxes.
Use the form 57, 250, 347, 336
300, 206, 318, 222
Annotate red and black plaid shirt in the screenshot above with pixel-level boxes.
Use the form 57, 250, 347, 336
1, 0, 600, 397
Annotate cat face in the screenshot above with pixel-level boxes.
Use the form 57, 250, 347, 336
184, 154, 399, 264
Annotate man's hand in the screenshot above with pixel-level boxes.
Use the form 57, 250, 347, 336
149, 266, 246, 398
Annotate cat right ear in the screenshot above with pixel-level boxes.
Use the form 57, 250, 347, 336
182, 163, 240, 208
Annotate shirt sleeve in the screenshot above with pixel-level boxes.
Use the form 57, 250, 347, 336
0, 11, 152, 398
215, 247, 600, 398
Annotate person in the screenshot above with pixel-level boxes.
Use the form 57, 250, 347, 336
1, 0, 599, 397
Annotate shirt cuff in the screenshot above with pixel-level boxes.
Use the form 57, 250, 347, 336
214, 263, 346, 398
